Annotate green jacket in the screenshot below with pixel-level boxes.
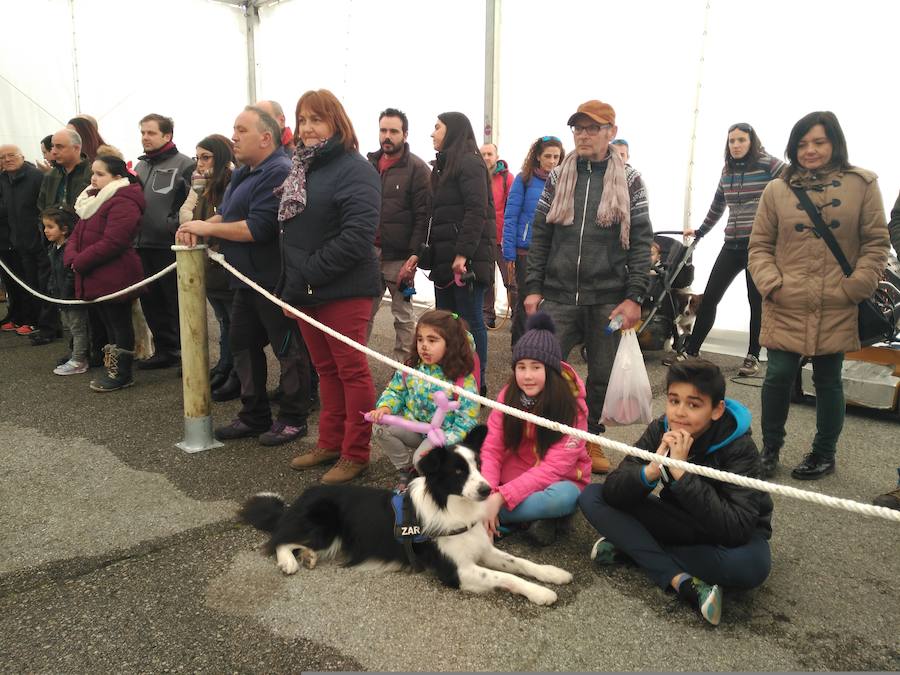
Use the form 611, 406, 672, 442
37, 157, 92, 215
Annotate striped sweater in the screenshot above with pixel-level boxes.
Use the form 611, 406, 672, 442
697, 152, 784, 242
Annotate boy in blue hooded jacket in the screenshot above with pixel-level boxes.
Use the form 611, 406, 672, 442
578, 359, 773, 626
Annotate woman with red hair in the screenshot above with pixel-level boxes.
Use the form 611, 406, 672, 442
276, 89, 381, 484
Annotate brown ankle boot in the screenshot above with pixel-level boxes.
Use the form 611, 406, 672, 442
290, 447, 340, 471
321, 458, 369, 484
587, 441, 610, 474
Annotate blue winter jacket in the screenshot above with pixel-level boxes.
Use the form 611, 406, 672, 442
501, 172, 546, 261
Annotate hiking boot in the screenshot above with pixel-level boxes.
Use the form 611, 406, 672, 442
15, 324, 36, 336
873, 471, 900, 511
290, 447, 341, 470
54, 359, 89, 376
790, 452, 835, 480
759, 443, 780, 479
1, 321, 18, 331
137, 351, 178, 370
587, 441, 610, 474
590, 537, 623, 565
259, 421, 308, 446
321, 458, 369, 484
738, 354, 760, 376
677, 576, 723, 626
214, 418, 267, 441
90, 345, 135, 392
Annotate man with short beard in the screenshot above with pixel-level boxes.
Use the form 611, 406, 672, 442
133, 113, 194, 369
365, 108, 431, 360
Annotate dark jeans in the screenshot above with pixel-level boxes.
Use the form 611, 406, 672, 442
511, 253, 528, 346
230, 288, 311, 429
687, 243, 761, 357
484, 254, 516, 325
208, 293, 234, 370
96, 301, 135, 351
578, 483, 771, 590
0, 248, 28, 324
541, 299, 619, 433
137, 247, 180, 355
17, 246, 58, 332
435, 280, 487, 386
762, 349, 844, 458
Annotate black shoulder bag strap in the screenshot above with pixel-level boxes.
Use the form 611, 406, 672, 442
789, 186, 853, 276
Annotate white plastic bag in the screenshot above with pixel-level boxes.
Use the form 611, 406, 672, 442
601, 329, 653, 426
132, 298, 155, 360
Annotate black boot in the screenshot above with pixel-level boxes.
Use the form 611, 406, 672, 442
209, 363, 232, 390
212, 370, 241, 402
759, 443, 780, 479
137, 351, 178, 370
90, 345, 135, 392
790, 452, 835, 481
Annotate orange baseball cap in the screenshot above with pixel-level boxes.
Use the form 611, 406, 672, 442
567, 100, 616, 126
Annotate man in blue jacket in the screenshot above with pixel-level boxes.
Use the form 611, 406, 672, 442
177, 106, 311, 447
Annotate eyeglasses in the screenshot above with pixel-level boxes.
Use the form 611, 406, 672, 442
728, 123, 753, 133
541, 135, 561, 142
193, 154, 214, 162
570, 124, 611, 137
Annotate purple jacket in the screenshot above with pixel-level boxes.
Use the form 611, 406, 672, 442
65, 182, 146, 300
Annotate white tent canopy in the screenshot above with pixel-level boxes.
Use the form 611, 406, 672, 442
3, 0, 897, 350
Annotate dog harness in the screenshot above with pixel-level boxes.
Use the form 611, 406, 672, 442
391, 492, 477, 571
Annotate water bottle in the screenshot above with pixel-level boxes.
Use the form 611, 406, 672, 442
604, 314, 624, 335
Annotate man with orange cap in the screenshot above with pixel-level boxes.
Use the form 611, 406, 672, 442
523, 100, 653, 474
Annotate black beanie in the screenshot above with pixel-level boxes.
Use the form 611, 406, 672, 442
512, 312, 562, 373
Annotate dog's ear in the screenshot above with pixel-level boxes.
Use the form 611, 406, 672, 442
462, 425, 488, 454
416, 445, 445, 476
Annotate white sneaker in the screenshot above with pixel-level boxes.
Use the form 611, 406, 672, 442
738, 354, 760, 376
53, 359, 89, 376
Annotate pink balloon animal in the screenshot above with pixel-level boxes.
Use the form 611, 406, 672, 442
364, 390, 460, 447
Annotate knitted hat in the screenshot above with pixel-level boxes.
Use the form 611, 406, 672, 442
567, 100, 616, 127
512, 312, 562, 373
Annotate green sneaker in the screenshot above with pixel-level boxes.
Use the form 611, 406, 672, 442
678, 576, 723, 626
589, 537, 621, 565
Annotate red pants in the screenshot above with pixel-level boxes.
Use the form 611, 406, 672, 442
296, 297, 374, 462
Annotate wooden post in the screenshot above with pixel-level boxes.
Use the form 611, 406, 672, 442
172, 244, 223, 452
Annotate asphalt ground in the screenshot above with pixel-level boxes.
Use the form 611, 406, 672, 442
1, 297, 898, 672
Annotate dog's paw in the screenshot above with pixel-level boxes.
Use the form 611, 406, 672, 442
537, 565, 573, 585
526, 586, 558, 606
277, 557, 300, 575
299, 548, 318, 570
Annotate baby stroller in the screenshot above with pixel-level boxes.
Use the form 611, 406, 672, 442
637, 231, 697, 352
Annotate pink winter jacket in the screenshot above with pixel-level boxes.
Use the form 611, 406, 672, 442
480, 361, 591, 510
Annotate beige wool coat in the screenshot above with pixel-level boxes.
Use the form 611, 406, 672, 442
748, 167, 889, 356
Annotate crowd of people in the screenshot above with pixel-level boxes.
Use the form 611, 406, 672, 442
1, 94, 899, 625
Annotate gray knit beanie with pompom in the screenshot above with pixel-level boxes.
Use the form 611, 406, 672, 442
511, 312, 562, 373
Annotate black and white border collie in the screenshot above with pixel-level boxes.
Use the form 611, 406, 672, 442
238, 432, 573, 605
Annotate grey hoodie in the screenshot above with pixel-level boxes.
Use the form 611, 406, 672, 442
133, 145, 194, 248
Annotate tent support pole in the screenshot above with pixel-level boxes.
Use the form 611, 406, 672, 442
682, 0, 712, 236
483, 0, 501, 145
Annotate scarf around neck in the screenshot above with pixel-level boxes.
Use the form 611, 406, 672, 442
545, 147, 632, 249
275, 138, 331, 222
74, 177, 131, 219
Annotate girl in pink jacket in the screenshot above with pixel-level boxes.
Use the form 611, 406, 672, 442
480, 312, 592, 545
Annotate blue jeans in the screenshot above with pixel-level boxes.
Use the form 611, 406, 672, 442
500, 481, 581, 523
578, 483, 771, 590
434, 281, 487, 386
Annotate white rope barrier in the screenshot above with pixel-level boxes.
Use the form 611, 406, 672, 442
206, 249, 900, 524
0, 256, 176, 305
